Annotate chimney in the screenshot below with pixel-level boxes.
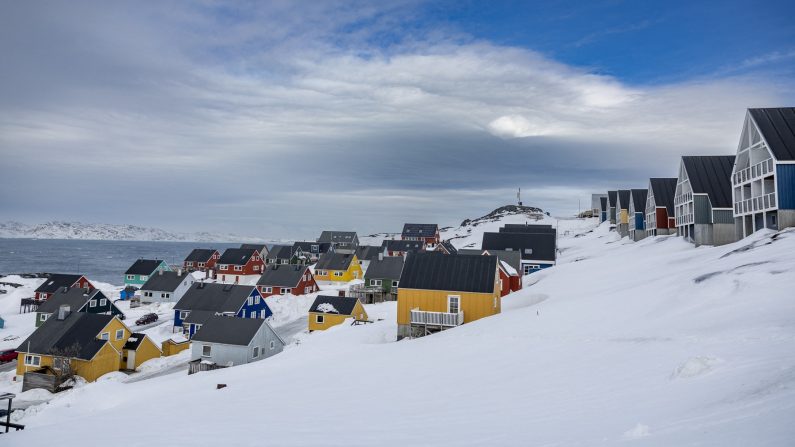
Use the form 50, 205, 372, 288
57, 305, 71, 320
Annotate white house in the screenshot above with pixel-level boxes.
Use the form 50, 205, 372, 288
189, 315, 285, 369
139, 270, 195, 304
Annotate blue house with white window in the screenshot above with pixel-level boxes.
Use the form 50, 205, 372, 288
124, 259, 170, 288
173, 282, 272, 338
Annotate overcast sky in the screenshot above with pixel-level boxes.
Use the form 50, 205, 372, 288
1, 1, 794, 239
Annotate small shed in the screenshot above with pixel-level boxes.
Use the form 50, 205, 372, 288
308, 296, 368, 331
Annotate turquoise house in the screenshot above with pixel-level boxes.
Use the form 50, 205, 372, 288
124, 259, 170, 288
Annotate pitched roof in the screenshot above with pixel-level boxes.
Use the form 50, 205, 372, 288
399, 252, 497, 294
184, 249, 217, 263
34, 274, 83, 294
401, 223, 438, 237
266, 245, 293, 260
682, 155, 736, 208
630, 189, 648, 213
240, 244, 269, 256
141, 270, 193, 292
123, 333, 148, 350
364, 257, 404, 281
125, 259, 165, 275
218, 248, 257, 265
607, 190, 617, 207
257, 264, 309, 287
503, 223, 553, 230
498, 225, 556, 234
600, 196, 607, 211
355, 245, 384, 262
36, 288, 104, 314
617, 190, 631, 210
749, 107, 795, 161
292, 241, 332, 254
481, 232, 556, 262
191, 315, 270, 346
315, 252, 355, 270
382, 239, 425, 252
649, 178, 677, 214
174, 283, 254, 314
18, 312, 114, 360
481, 249, 522, 274
309, 295, 360, 315
437, 241, 458, 255
317, 231, 357, 244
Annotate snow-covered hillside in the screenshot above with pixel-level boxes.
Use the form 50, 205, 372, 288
2, 219, 794, 445
0, 221, 266, 243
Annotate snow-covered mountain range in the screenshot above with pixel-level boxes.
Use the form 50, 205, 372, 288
0, 221, 266, 243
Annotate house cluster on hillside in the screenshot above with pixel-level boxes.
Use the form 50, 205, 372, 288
596, 107, 795, 246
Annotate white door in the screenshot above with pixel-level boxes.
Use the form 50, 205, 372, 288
127, 351, 136, 370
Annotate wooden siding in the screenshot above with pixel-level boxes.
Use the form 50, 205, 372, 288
618, 209, 628, 224
397, 288, 500, 326
694, 195, 713, 224
777, 164, 795, 210
162, 339, 190, 356
308, 301, 368, 331
713, 209, 734, 224
130, 337, 162, 369
17, 342, 121, 383
313, 255, 363, 283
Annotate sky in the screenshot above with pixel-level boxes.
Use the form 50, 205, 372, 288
1, 0, 794, 239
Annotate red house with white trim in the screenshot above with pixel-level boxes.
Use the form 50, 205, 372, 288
183, 249, 220, 279
256, 264, 318, 298
216, 248, 264, 285
33, 274, 94, 301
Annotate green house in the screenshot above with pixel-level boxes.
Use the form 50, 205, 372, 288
363, 257, 404, 293
124, 259, 170, 288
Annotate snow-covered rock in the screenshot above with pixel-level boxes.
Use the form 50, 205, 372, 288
0, 221, 266, 242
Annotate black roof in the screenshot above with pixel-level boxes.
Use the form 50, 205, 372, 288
218, 248, 256, 265
267, 245, 293, 260
503, 223, 552, 229
191, 315, 268, 346
498, 225, 556, 235
125, 259, 165, 275
401, 223, 438, 237
34, 274, 84, 294
37, 288, 104, 314
318, 231, 357, 244
630, 189, 648, 213
481, 232, 556, 262
617, 190, 631, 210
315, 252, 355, 270
292, 241, 332, 254
123, 333, 148, 350
382, 239, 425, 252
174, 283, 254, 314
364, 257, 404, 281
257, 264, 309, 287
682, 155, 736, 208
184, 249, 217, 263
399, 252, 498, 294
599, 196, 607, 211
355, 245, 384, 262
141, 270, 193, 292
607, 190, 617, 207
649, 178, 677, 214
749, 107, 795, 161
437, 241, 458, 255
240, 244, 268, 255
18, 312, 114, 360
309, 295, 361, 315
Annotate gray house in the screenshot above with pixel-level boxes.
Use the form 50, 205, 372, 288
355, 245, 387, 273
627, 189, 648, 242
645, 178, 677, 236
139, 270, 195, 304
607, 190, 618, 228
317, 231, 359, 253
674, 155, 738, 246
190, 315, 285, 370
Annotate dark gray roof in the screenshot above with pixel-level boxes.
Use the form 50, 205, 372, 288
382, 239, 425, 252
35, 274, 84, 294
174, 283, 254, 314
607, 190, 617, 207
141, 271, 193, 292
400, 252, 497, 294
184, 249, 217, 263
498, 225, 556, 235
309, 295, 360, 315
125, 259, 165, 275
437, 241, 457, 255
240, 244, 268, 255
315, 252, 355, 270
600, 196, 607, 211
749, 107, 795, 161
267, 245, 293, 260
191, 315, 267, 346
401, 223, 438, 237
257, 264, 309, 287
318, 231, 357, 244
682, 155, 736, 208
617, 190, 631, 210
219, 248, 256, 265
292, 241, 332, 255
649, 178, 677, 214
481, 249, 522, 274
183, 309, 216, 325
503, 223, 553, 229
364, 257, 404, 281
630, 189, 648, 213
123, 333, 147, 350
355, 245, 384, 262
481, 232, 556, 262
37, 288, 103, 314
18, 312, 114, 360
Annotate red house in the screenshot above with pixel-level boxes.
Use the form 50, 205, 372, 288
256, 264, 318, 298
646, 178, 678, 236
401, 223, 440, 248
33, 274, 94, 301
216, 248, 265, 285
183, 249, 220, 279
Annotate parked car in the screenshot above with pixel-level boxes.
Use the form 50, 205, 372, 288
135, 313, 158, 325
0, 349, 17, 363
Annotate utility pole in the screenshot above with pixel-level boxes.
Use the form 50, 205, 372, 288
517, 187, 522, 206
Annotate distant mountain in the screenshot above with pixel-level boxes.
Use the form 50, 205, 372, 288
0, 221, 267, 243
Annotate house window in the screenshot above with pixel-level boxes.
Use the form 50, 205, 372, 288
179, 310, 189, 320
447, 295, 460, 314
141, 275, 148, 281
254, 265, 260, 271
371, 279, 382, 286
254, 295, 260, 304
270, 340, 275, 350
247, 296, 253, 306
186, 262, 193, 267
281, 288, 292, 295
253, 346, 260, 358
115, 329, 125, 340
100, 332, 110, 340
260, 310, 267, 318
126, 275, 135, 280
524, 249, 533, 255
304, 286, 310, 294
316, 270, 324, 276
333, 271, 343, 277
24, 355, 41, 367
144, 291, 153, 298
202, 345, 212, 357
316, 315, 324, 324
39, 314, 48, 322
89, 300, 96, 307
234, 265, 243, 271
163, 293, 170, 299
392, 281, 399, 287
100, 298, 107, 306
264, 287, 272, 293
198, 262, 205, 267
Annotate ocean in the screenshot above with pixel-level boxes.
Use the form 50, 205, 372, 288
0, 238, 245, 285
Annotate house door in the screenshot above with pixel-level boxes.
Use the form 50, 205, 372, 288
127, 351, 136, 370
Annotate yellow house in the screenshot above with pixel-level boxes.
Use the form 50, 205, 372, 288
122, 333, 162, 370
396, 252, 501, 339
308, 295, 368, 331
16, 309, 161, 384
162, 336, 191, 356
617, 189, 631, 236
313, 253, 363, 283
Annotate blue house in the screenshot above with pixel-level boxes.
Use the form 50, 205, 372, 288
481, 228, 556, 275
0, 315, 4, 329
628, 189, 648, 242
600, 196, 608, 223
173, 283, 272, 338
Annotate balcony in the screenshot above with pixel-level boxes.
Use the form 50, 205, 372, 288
734, 158, 774, 185
410, 309, 464, 327
735, 192, 776, 215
